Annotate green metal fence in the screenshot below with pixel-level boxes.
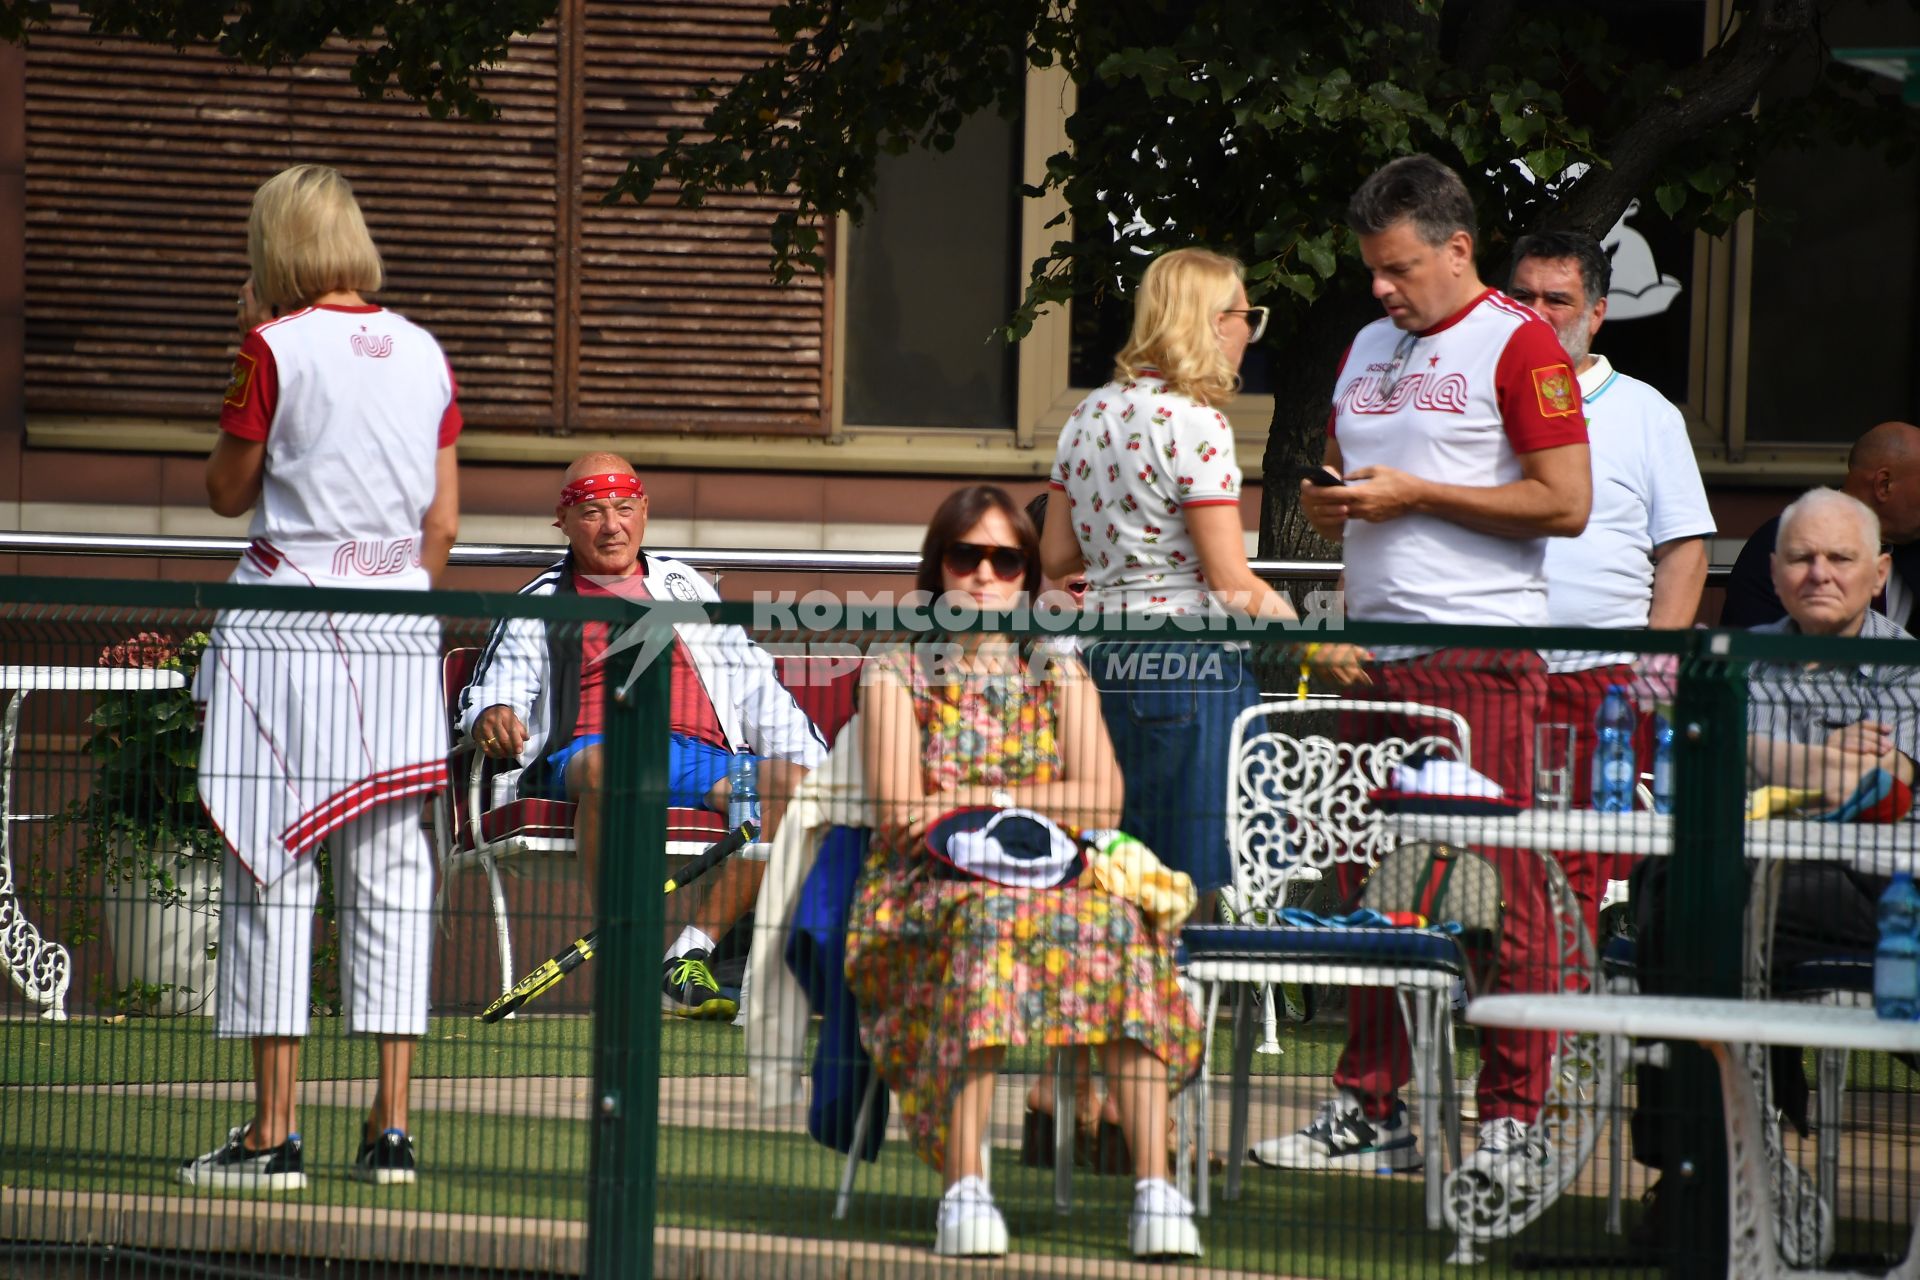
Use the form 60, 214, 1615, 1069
1, 576, 1915, 1280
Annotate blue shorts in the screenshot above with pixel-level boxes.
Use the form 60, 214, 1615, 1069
544, 733, 757, 811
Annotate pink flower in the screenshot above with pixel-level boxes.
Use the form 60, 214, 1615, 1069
99, 631, 177, 669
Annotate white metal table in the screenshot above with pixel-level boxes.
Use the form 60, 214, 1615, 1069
1387, 808, 1917, 1267
1380, 809, 1919, 868
0, 665, 187, 1020
1472, 993, 1920, 1279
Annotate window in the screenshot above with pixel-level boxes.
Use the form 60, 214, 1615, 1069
841, 108, 1021, 429
1740, 2, 1920, 446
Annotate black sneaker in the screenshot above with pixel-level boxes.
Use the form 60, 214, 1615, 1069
1627, 1176, 1666, 1254
1248, 1090, 1421, 1171
178, 1124, 307, 1191
351, 1128, 418, 1186
662, 950, 738, 1020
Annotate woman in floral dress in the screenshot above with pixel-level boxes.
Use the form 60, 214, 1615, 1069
845, 483, 1205, 1261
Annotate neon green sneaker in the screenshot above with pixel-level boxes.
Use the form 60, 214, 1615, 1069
662, 951, 738, 1020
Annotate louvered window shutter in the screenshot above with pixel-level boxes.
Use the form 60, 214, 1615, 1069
22, 0, 826, 439
575, 0, 827, 436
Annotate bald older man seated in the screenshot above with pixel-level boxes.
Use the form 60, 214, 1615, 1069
459, 453, 826, 1019
1745, 486, 1920, 805
1630, 488, 1919, 1244
1723, 420, 1920, 630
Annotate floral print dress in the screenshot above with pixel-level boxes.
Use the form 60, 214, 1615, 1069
843, 648, 1204, 1171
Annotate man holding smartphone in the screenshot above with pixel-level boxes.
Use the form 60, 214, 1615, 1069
1255, 155, 1591, 1189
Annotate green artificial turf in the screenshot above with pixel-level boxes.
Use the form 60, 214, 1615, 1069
0, 1012, 1452, 1087
5, 1010, 1914, 1278
0, 1014, 740, 1086
2, 1091, 1670, 1279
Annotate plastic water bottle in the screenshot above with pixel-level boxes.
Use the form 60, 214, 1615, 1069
726, 751, 760, 832
1651, 714, 1674, 814
1875, 872, 1920, 1021
1590, 685, 1637, 812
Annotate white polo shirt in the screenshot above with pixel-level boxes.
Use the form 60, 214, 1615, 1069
1330, 289, 1588, 628
1543, 356, 1715, 673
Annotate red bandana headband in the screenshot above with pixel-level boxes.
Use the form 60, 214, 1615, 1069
554, 472, 643, 526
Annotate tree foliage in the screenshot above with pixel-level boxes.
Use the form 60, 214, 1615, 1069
9, 0, 1917, 550
613, 0, 1917, 552
1, 0, 557, 119
614, 1, 1917, 304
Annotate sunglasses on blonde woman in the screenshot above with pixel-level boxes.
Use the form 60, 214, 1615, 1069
942, 542, 1027, 581
1222, 306, 1269, 343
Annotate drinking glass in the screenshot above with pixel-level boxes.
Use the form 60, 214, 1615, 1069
1534, 722, 1577, 811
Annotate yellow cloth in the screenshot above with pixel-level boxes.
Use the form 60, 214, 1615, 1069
1746, 785, 1823, 821
1079, 832, 1197, 934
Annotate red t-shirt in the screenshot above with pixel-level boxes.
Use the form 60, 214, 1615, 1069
574, 572, 728, 748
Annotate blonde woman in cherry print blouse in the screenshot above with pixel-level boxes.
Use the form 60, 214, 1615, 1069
1041, 247, 1369, 895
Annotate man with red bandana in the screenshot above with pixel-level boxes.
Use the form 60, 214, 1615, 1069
461, 453, 827, 1018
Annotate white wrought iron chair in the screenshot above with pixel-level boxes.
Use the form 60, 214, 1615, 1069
1183, 698, 1610, 1258
1183, 699, 1475, 1230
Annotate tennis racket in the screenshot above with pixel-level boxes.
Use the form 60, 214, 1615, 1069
477, 818, 759, 1023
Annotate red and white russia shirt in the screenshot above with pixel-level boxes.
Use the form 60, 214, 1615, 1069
1329, 289, 1587, 628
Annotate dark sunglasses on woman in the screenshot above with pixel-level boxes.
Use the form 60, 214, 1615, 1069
943, 542, 1027, 581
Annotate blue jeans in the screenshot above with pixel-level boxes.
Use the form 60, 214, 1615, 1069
1085, 639, 1255, 894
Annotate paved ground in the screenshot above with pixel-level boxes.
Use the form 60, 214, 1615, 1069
0, 1194, 1276, 1280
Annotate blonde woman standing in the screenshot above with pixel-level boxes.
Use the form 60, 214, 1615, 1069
184, 164, 460, 1191
1042, 247, 1366, 896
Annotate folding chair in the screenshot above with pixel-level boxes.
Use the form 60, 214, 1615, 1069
431, 646, 858, 999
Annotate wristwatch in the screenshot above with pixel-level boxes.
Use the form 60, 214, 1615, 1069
990, 787, 1015, 810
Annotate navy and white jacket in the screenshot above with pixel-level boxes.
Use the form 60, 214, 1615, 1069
459, 550, 827, 797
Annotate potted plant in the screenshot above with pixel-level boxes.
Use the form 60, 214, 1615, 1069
49, 630, 222, 1015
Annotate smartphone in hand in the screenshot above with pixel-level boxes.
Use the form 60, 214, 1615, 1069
1294, 464, 1347, 487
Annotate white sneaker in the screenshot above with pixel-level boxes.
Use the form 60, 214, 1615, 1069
933, 1175, 1008, 1257
1464, 1116, 1551, 1198
1129, 1177, 1202, 1259
731, 959, 751, 1029
1249, 1089, 1421, 1171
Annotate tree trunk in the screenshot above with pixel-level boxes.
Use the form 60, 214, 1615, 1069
1257, 288, 1382, 560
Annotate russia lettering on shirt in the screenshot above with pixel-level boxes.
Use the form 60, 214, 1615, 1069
1330, 289, 1587, 629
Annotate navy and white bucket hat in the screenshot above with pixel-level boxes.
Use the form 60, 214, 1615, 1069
923, 806, 1085, 889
